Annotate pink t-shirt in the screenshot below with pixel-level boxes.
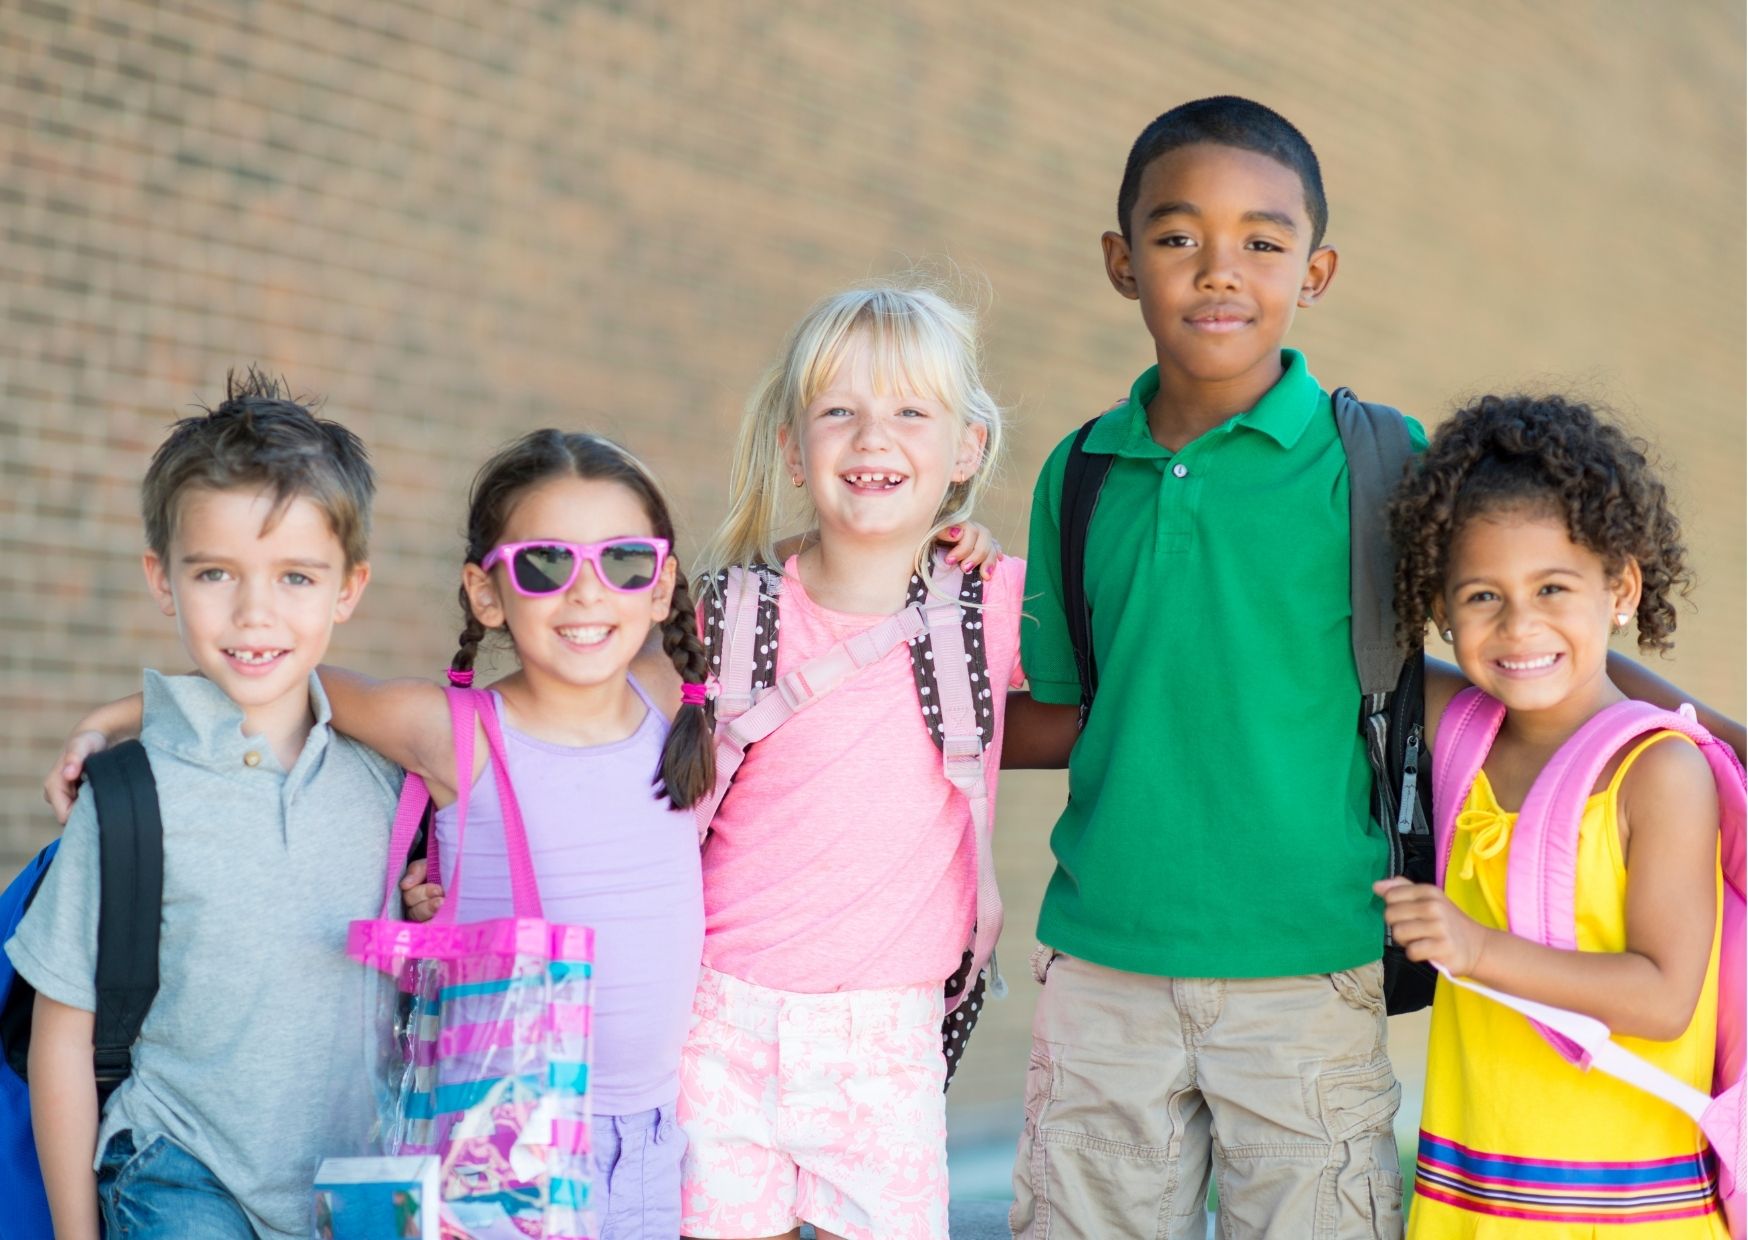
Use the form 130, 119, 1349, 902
701, 555, 1027, 992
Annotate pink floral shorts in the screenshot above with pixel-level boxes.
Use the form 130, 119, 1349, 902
677, 967, 949, 1240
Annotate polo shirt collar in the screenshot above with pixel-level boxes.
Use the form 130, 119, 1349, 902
141, 668, 333, 776
1085, 349, 1324, 457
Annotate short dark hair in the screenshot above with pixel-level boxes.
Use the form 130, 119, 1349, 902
141, 367, 375, 567
1117, 96, 1328, 248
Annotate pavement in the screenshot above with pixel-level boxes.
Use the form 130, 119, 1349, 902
947, 1200, 1013, 1238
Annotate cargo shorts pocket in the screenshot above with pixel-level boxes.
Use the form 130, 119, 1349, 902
1314, 1057, 1399, 1142
1316, 1059, 1402, 1240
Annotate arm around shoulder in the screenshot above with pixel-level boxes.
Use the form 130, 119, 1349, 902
316, 666, 457, 795
1608, 649, 1746, 763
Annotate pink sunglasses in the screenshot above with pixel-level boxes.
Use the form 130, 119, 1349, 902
481, 537, 671, 596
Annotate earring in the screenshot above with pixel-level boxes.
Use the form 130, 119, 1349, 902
1441, 628, 1454, 644
1613, 612, 1631, 634
792, 475, 803, 487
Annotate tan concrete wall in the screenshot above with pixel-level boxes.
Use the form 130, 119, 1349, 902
4, 0, 1741, 1153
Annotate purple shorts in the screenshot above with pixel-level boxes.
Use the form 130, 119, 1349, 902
592, 1101, 685, 1240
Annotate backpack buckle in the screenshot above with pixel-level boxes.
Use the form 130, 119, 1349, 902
92, 1045, 132, 1082
776, 668, 815, 711
943, 733, 983, 760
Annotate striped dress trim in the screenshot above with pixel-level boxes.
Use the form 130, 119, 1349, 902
1415, 1130, 1720, 1224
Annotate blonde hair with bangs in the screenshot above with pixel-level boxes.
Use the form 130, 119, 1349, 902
697, 282, 1004, 593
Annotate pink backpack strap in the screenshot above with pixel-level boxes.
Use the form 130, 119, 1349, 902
693, 567, 764, 840
693, 568, 940, 840
922, 565, 1005, 1006
713, 567, 766, 720
1431, 686, 1508, 887
1510, 702, 1741, 1064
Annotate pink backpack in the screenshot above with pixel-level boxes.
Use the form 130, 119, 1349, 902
1433, 687, 1746, 1234
693, 559, 1003, 1086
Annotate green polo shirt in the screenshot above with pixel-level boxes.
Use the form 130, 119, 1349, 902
1023, 350, 1426, 978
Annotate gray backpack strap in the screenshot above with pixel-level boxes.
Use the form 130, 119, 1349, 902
1332, 387, 1415, 698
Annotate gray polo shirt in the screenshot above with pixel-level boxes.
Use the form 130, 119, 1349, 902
6, 671, 400, 1240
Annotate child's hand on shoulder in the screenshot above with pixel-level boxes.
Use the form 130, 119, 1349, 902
938, 522, 1003, 579
1373, 877, 1489, 977
43, 730, 109, 825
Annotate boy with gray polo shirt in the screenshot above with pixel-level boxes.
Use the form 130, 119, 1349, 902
6, 370, 400, 1240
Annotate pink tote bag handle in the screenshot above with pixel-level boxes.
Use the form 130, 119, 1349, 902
378, 686, 543, 922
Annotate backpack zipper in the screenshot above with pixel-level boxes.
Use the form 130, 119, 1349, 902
1394, 725, 1422, 839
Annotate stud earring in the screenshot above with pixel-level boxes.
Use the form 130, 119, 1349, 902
1441, 628, 1454, 644
792, 475, 803, 488
1613, 612, 1631, 634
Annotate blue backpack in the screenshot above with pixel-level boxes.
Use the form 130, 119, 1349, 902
0, 741, 163, 1240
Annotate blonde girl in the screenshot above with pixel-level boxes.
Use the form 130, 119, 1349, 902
678, 284, 1027, 1240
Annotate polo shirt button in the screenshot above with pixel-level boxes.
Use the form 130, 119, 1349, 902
1172, 463, 1189, 478
243, 751, 261, 767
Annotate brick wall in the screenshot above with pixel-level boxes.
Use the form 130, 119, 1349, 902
3, 0, 1742, 1136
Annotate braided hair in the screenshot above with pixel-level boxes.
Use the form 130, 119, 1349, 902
1388, 393, 1691, 654
451, 429, 715, 807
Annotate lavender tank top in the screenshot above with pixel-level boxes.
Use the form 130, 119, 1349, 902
434, 681, 704, 1115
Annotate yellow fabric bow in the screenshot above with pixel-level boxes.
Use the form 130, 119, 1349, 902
1454, 805, 1511, 925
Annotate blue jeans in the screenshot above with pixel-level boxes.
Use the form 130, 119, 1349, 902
97, 1131, 258, 1240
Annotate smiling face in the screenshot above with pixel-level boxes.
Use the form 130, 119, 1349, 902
1437, 507, 1641, 723
463, 474, 675, 693
1104, 142, 1336, 394
781, 331, 986, 551
144, 486, 368, 731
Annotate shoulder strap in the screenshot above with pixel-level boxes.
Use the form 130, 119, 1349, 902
1331, 387, 1415, 698
431, 688, 542, 922
85, 739, 162, 1098
712, 566, 774, 721
1431, 686, 1507, 887
380, 771, 435, 918
1059, 411, 1119, 729
918, 563, 1005, 1005
1509, 701, 1740, 1064
469, 689, 544, 919
693, 568, 944, 838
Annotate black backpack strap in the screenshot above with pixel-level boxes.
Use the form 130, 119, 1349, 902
1059, 414, 1118, 729
84, 740, 163, 1099
1333, 387, 1438, 1013
1331, 387, 1415, 698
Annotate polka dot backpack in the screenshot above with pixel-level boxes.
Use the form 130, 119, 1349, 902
695, 555, 1004, 1088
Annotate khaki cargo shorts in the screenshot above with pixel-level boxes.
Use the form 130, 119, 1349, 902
1010, 949, 1402, 1240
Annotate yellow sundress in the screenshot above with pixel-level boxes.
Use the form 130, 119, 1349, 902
1408, 732, 1726, 1239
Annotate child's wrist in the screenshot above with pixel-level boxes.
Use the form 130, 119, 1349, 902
1461, 924, 1502, 982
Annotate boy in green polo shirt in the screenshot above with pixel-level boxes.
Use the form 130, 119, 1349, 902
1010, 96, 1409, 1240
1008, 93, 1746, 1240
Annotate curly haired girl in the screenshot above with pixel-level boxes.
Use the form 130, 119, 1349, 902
1379, 393, 1730, 1238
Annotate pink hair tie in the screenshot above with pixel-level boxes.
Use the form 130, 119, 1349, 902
680, 681, 711, 707
447, 668, 475, 687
